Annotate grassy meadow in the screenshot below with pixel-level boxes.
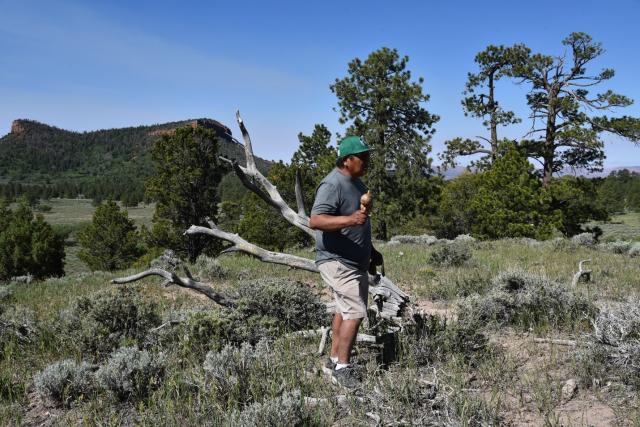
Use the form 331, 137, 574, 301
38, 198, 155, 228
36, 199, 155, 275
589, 212, 640, 242
1, 201, 640, 425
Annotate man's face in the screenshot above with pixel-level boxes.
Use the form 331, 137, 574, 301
345, 152, 370, 177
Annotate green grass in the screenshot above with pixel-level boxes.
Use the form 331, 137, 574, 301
39, 198, 155, 228
587, 211, 640, 241
379, 240, 640, 300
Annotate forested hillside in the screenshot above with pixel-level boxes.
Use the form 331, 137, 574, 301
0, 119, 271, 203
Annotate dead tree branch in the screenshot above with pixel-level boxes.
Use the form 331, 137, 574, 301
112, 268, 235, 308
571, 259, 592, 287
295, 168, 306, 217
185, 219, 409, 319
533, 338, 578, 346
220, 111, 313, 238
186, 220, 319, 272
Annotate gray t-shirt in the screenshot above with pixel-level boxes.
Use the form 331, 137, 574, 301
311, 168, 372, 271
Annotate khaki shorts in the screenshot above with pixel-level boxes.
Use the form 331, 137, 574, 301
318, 260, 369, 320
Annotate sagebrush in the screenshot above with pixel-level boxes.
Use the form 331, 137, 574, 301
96, 346, 166, 401
34, 359, 94, 407
457, 269, 596, 330
59, 286, 161, 357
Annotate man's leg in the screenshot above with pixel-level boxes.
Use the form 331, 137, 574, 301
318, 261, 368, 367
336, 318, 362, 364
330, 313, 342, 360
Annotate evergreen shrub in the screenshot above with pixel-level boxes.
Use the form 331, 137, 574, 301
193, 255, 228, 281
77, 200, 143, 271
224, 391, 317, 427
235, 278, 327, 333
0, 305, 38, 359
571, 232, 597, 247
0, 201, 65, 280
577, 301, 640, 389
403, 314, 487, 366
598, 241, 632, 254
203, 340, 276, 406
389, 234, 438, 245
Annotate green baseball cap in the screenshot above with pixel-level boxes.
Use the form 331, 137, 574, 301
338, 136, 373, 158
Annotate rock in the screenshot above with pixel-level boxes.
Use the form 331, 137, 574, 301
10, 120, 26, 135
561, 379, 578, 403
10, 275, 33, 284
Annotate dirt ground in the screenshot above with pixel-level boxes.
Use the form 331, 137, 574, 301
416, 301, 629, 426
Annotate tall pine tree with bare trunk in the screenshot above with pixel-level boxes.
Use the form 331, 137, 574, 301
440, 44, 529, 170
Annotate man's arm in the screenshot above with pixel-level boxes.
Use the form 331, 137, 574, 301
309, 211, 368, 232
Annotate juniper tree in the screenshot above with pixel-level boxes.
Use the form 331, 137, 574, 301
145, 125, 228, 261
0, 200, 65, 280
291, 124, 337, 208
331, 47, 440, 239
291, 124, 336, 174
78, 200, 143, 271
434, 171, 483, 238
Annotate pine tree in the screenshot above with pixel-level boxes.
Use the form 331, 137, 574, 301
514, 33, 640, 187
331, 47, 439, 239
441, 44, 529, 169
470, 146, 561, 239
291, 124, 337, 209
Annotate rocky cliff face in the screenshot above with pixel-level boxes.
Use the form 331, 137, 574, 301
10, 120, 27, 136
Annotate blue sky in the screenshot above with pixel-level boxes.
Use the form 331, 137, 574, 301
1, 0, 639, 166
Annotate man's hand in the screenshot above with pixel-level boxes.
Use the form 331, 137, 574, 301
349, 210, 368, 226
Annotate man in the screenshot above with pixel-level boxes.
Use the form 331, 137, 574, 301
309, 135, 372, 389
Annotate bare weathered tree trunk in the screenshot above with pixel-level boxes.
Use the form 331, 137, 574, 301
488, 73, 498, 161
543, 94, 557, 188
